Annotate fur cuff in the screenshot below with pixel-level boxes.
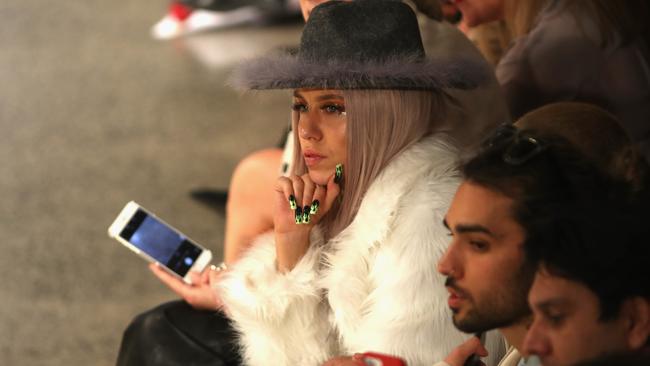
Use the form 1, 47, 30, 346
219, 230, 325, 322
218, 229, 333, 365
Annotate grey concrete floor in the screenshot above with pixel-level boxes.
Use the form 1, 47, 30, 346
1, 2, 301, 365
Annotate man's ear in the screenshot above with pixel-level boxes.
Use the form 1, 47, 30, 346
621, 297, 650, 349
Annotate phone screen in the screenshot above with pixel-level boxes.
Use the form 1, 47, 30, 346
119, 209, 202, 277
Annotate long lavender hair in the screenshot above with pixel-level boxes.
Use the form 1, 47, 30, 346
291, 89, 450, 239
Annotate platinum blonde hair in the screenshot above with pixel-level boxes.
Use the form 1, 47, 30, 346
291, 89, 449, 239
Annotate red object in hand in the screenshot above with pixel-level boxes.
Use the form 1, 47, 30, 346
169, 2, 193, 21
357, 352, 407, 366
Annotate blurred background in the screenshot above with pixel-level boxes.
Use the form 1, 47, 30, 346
0, 1, 302, 364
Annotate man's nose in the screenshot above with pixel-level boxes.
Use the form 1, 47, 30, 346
522, 319, 551, 357
437, 244, 458, 277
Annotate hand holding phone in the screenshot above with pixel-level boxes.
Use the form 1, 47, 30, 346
109, 201, 225, 310
149, 261, 225, 310
108, 201, 212, 284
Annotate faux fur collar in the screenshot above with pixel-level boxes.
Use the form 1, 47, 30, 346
326, 133, 459, 255
318, 133, 461, 353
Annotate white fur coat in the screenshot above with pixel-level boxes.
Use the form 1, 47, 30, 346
218, 135, 504, 366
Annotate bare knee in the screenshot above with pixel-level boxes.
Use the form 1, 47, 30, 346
224, 149, 282, 262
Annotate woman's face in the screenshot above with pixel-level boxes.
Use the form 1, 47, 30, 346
293, 89, 347, 185
455, 0, 504, 27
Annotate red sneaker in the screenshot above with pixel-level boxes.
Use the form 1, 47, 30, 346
151, 1, 265, 40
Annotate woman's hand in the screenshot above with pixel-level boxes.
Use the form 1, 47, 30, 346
274, 171, 341, 272
149, 263, 225, 311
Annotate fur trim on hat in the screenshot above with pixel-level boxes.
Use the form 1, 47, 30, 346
229, 53, 490, 91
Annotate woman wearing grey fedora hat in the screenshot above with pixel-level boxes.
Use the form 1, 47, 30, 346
118, 1, 505, 365
223, 0, 507, 364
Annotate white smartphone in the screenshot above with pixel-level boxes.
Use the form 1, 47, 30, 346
108, 201, 212, 284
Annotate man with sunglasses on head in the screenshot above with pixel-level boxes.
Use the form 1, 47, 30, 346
435, 124, 551, 366
434, 103, 649, 366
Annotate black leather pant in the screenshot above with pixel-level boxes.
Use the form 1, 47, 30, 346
116, 300, 243, 366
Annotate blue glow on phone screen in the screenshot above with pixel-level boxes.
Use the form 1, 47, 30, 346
130, 216, 183, 264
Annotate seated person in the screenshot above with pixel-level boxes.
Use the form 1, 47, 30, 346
118, 1, 505, 365
435, 101, 648, 366
523, 196, 650, 365
221, 0, 509, 264
572, 350, 650, 366
513, 102, 647, 192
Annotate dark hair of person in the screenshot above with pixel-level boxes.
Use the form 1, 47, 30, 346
525, 192, 650, 320
573, 349, 650, 366
462, 128, 648, 319
514, 102, 649, 192
462, 130, 620, 238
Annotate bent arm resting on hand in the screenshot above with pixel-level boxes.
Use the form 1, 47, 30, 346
273, 172, 340, 272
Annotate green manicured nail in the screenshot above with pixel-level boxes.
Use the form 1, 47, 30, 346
295, 207, 302, 224
289, 195, 297, 210
334, 164, 343, 184
310, 200, 319, 215
302, 206, 310, 224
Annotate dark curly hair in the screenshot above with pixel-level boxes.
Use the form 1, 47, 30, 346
462, 127, 648, 319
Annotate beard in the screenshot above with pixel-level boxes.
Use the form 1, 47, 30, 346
447, 265, 534, 334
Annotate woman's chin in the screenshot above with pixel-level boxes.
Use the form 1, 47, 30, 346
307, 171, 330, 186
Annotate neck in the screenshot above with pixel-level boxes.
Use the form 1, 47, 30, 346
498, 318, 530, 351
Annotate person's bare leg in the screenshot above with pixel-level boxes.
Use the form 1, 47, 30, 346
223, 148, 283, 263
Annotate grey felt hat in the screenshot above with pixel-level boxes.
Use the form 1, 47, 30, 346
230, 0, 489, 91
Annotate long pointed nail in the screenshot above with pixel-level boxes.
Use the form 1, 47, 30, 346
334, 164, 343, 184
302, 206, 310, 224
295, 207, 303, 224
310, 200, 319, 215
288, 195, 297, 210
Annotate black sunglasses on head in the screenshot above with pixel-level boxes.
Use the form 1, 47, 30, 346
483, 124, 548, 165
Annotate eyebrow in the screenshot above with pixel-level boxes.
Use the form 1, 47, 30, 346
535, 298, 571, 311
293, 91, 344, 102
443, 218, 495, 237
316, 94, 344, 102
